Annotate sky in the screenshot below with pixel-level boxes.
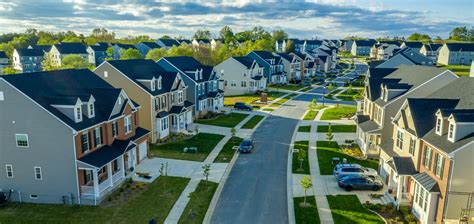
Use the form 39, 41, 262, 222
0, 0, 472, 39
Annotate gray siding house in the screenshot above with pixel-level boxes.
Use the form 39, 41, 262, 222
437, 43, 474, 65
87, 42, 109, 66
135, 42, 161, 56
351, 39, 377, 56
12, 48, 45, 73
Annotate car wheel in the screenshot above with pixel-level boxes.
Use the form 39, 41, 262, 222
372, 186, 380, 191
345, 186, 352, 191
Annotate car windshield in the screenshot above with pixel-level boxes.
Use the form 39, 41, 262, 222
242, 140, 252, 146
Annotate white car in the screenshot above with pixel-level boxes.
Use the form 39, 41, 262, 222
333, 164, 378, 179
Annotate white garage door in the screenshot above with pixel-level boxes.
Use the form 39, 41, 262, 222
138, 141, 147, 161
186, 111, 193, 124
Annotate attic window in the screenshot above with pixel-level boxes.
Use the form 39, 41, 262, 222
75, 106, 82, 122
151, 79, 156, 91
435, 118, 442, 135
157, 78, 162, 90
88, 103, 95, 118
448, 123, 455, 142
104, 71, 108, 78
199, 69, 203, 80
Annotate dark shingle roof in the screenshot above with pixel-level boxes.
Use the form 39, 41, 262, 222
161, 56, 214, 83
233, 56, 255, 69
79, 140, 136, 168
423, 44, 442, 52
403, 41, 423, 49
379, 41, 400, 46
106, 59, 179, 96
412, 172, 440, 192
15, 48, 45, 57
445, 43, 474, 52
114, 43, 136, 50
392, 47, 434, 65
0, 51, 7, 58
305, 40, 322, 45
158, 38, 180, 47
387, 157, 417, 175
354, 39, 377, 47
1, 69, 125, 131
54, 42, 88, 54
89, 44, 108, 51
276, 53, 294, 62
32, 45, 52, 52
140, 42, 161, 49
406, 98, 459, 137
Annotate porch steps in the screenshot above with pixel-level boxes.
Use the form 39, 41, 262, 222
380, 193, 395, 205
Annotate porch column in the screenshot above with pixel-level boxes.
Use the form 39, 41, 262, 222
107, 163, 113, 187
396, 175, 403, 208
119, 155, 125, 178
92, 169, 99, 197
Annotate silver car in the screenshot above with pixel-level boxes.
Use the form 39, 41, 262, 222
333, 164, 378, 179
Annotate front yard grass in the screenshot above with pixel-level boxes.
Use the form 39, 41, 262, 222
150, 133, 225, 161
304, 110, 318, 120
316, 141, 379, 175
320, 105, 356, 120
178, 180, 218, 224
439, 64, 470, 76
268, 84, 303, 91
298, 125, 311, 132
336, 90, 359, 101
223, 92, 286, 107
317, 125, 356, 133
214, 136, 243, 163
241, 115, 265, 129
196, 112, 249, 128
292, 141, 310, 174
0, 176, 189, 223
327, 195, 384, 224
294, 196, 320, 224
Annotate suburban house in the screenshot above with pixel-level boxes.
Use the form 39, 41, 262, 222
157, 56, 224, 118
303, 40, 322, 52
401, 42, 424, 52
341, 39, 354, 53
177, 39, 192, 45
49, 42, 88, 66
191, 39, 211, 49
375, 47, 434, 69
156, 38, 181, 49
381, 77, 474, 223
247, 50, 287, 84
371, 42, 400, 60
291, 51, 320, 76
210, 39, 222, 50
94, 59, 192, 142
135, 42, 161, 56
276, 53, 303, 82
0, 69, 149, 205
282, 39, 305, 52
317, 55, 331, 73
437, 43, 474, 65
356, 65, 458, 157
275, 40, 285, 52
86, 42, 109, 66
111, 43, 138, 60
351, 39, 377, 56
0, 51, 9, 74
214, 56, 267, 96
12, 48, 45, 73
419, 44, 442, 61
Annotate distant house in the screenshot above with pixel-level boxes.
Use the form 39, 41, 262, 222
317, 55, 331, 72
370, 41, 400, 60
156, 39, 181, 49
351, 39, 377, 56
157, 56, 224, 118
31, 45, 52, 53
192, 39, 211, 49
86, 42, 109, 66
341, 39, 353, 53
111, 43, 137, 60
303, 40, 322, 52
247, 50, 287, 84
177, 39, 192, 45
291, 51, 319, 77
214, 56, 267, 96
210, 39, 222, 50
275, 40, 285, 52
419, 44, 442, 61
400, 41, 424, 52
0, 51, 8, 74
135, 42, 161, 56
284, 39, 305, 52
12, 48, 45, 73
49, 42, 88, 66
437, 43, 474, 65
376, 47, 434, 68
276, 53, 303, 82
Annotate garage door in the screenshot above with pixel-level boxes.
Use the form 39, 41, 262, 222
186, 111, 193, 124
138, 141, 147, 161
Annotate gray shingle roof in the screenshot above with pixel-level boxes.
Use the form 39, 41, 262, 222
54, 42, 88, 54
445, 43, 474, 52
412, 172, 440, 192
354, 39, 377, 47
392, 47, 434, 65
406, 98, 459, 137
233, 56, 255, 69
387, 157, 417, 175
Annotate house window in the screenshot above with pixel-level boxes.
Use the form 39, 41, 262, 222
15, 134, 29, 148
241, 81, 246, 87
150, 80, 156, 91
435, 118, 442, 134
423, 146, 433, 169
112, 121, 119, 137
157, 78, 162, 90
435, 154, 445, 178
104, 71, 108, 78
409, 137, 416, 155
178, 91, 183, 103
5, 165, 13, 178
30, 195, 38, 199
89, 103, 94, 117
76, 107, 82, 121
94, 127, 103, 147
124, 115, 132, 134
448, 123, 454, 139
396, 129, 404, 150
83, 170, 92, 184
0, 91, 4, 101
34, 167, 42, 180
230, 80, 236, 87
81, 133, 89, 152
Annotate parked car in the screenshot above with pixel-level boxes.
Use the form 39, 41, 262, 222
239, 139, 254, 153
338, 174, 383, 191
234, 102, 253, 111
333, 164, 378, 178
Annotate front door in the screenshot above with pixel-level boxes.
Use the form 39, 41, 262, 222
128, 150, 137, 169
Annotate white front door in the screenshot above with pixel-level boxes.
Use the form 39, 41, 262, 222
186, 111, 193, 124
138, 141, 147, 161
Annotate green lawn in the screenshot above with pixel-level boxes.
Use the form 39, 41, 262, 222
0, 176, 189, 224
298, 125, 311, 132
327, 195, 384, 224
292, 141, 310, 174
214, 136, 243, 163
440, 64, 470, 76
269, 84, 303, 91
179, 180, 218, 224
196, 113, 249, 128
317, 125, 356, 133
150, 133, 225, 161
241, 115, 265, 129
224, 92, 286, 106
303, 110, 318, 120
320, 106, 356, 120
316, 141, 379, 175
294, 196, 320, 224
336, 90, 359, 101
262, 108, 274, 112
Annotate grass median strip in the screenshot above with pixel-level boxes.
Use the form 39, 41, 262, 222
150, 133, 225, 161
320, 106, 356, 120
298, 125, 311, 132
327, 195, 384, 224
303, 110, 318, 120
241, 115, 265, 129
223, 92, 286, 107
292, 141, 310, 174
214, 136, 243, 163
294, 196, 320, 224
0, 176, 189, 223
317, 125, 356, 133
178, 180, 218, 224
196, 113, 249, 128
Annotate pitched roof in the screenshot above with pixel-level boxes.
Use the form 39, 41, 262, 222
412, 172, 440, 192
276, 53, 294, 62
106, 59, 179, 96
406, 98, 459, 136
158, 38, 180, 47
89, 44, 108, 51
32, 45, 52, 52
0, 51, 7, 58
54, 42, 88, 54
114, 43, 136, 50
445, 43, 474, 52
387, 157, 417, 175
15, 48, 45, 57
1, 69, 126, 131
354, 39, 377, 47
379, 40, 400, 46
79, 140, 136, 168
287, 39, 305, 44
140, 42, 161, 49
305, 40, 322, 45
233, 56, 255, 69
161, 56, 214, 83
392, 47, 434, 65
402, 41, 423, 48
423, 43, 442, 52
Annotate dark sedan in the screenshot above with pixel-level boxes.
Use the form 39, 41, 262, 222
338, 174, 383, 191
234, 102, 253, 111
239, 139, 254, 153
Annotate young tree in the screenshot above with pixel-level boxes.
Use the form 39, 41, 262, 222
308, 98, 317, 112
284, 40, 295, 53
202, 163, 211, 187
230, 127, 237, 138
271, 29, 288, 44
327, 83, 333, 93
326, 123, 334, 144
297, 148, 307, 172
60, 54, 91, 69
146, 48, 168, 61
300, 176, 313, 207
2, 67, 17, 75
121, 48, 143, 60
347, 83, 353, 94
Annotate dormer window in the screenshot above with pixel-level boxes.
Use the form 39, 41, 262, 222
435, 118, 442, 135
75, 106, 82, 122
157, 77, 162, 90
199, 69, 203, 80
195, 70, 199, 80
448, 122, 455, 142
151, 78, 156, 91
88, 103, 95, 118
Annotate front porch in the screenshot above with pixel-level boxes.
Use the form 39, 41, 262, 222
382, 157, 417, 208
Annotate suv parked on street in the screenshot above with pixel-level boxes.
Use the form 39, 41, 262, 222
239, 139, 254, 153
333, 164, 378, 178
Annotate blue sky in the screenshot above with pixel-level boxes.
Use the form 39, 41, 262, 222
0, 0, 472, 39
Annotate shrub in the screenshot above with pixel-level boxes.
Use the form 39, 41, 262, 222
406, 214, 417, 222
130, 186, 136, 191
128, 177, 133, 184
119, 187, 125, 193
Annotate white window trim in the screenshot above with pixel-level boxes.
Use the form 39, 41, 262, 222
435, 118, 442, 135
448, 122, 455, 142
88, 103, 95, 118
396, 129, 404, 151
5, 165, 13, 178
34, 167, 42, 180
124, 115, 132, 134
15, 134, 29, 148
95, 127, 102, 146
